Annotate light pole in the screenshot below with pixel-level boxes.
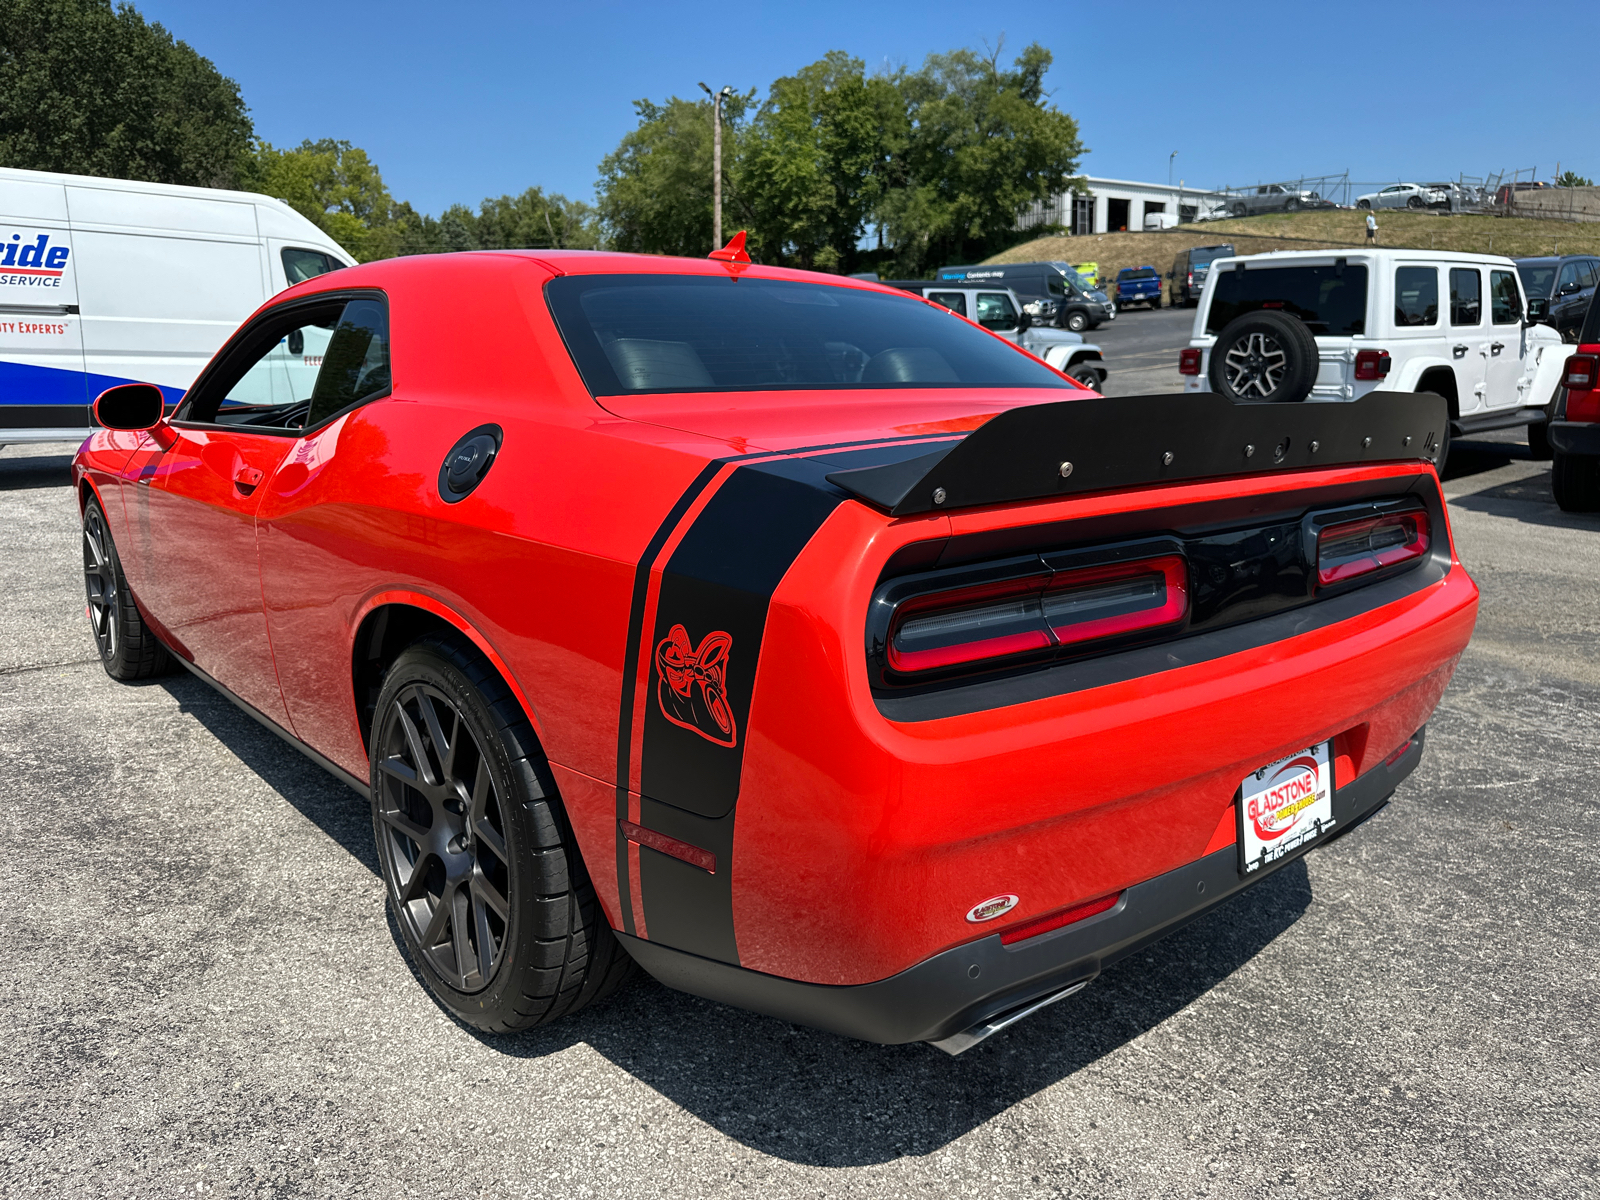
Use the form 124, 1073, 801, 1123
1169, 151, 1178, 188
699, 82, 733, 250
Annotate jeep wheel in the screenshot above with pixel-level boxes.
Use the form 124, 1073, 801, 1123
1065, 310, 1089, 333
1067, 364, 1100, 389
370, 636, 633, 1032
82, 494, 170, 681
1553, 452, 1600, 511
1207, 311, 1319, 403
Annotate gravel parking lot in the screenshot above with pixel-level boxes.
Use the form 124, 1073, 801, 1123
2, 435, 1597, 1199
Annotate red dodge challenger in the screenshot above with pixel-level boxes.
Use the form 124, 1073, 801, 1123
73, 244, 1477, 1053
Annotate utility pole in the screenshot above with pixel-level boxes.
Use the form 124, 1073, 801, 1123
699, 82, 733, 250
1169, 151, 1178, 188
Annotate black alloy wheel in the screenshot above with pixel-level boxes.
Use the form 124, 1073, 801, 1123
82, 495, 169, 680
370, 637, 632, 1031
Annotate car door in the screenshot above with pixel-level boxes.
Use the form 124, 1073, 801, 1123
1448, 267, 1487, 413
1484, 268, 1530, 412
925, 290, 968, 317
0, 175, 89, 437
129, 294, 362, 729
974, 292, 1021, 341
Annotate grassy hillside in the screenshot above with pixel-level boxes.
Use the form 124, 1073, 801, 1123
985, 210, 1600, 288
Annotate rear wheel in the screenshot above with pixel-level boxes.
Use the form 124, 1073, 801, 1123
1357, 199, 1372, 210
1407, 195, 1424, 209
1552, 452, 1600, 512
82, 494, 170, 681
1150, 294, 1161, 309
370, 636, 632, 1032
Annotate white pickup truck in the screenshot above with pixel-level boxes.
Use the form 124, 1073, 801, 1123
1179, 249, 1565, 461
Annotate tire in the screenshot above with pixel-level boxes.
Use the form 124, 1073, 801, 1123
1357, 199, 1372, 210
1552, 451, 1600, 511
1150, 294, 1162, 309
1206, 310, 1319, 403
1065, 309, 1089, 333
81, 494, 170, 681
370, 636, 632, 1032
1407, 196, 1423, 209
1230, 203, 1247, 218
1527, 418, 1553, 460
1067, 364, 1100, 389
1285, 199, 1301, 212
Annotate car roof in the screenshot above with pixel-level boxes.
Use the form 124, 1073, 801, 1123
1212, 248, 1519, 267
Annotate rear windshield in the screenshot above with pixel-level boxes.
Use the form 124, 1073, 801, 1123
1121, 268, 1158, 280
545, 275, 1072, 395
1189, 245, 1234, 267
1206, 264, 1368, 336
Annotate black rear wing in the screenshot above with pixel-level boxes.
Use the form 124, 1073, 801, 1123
825, 392, 1447, 516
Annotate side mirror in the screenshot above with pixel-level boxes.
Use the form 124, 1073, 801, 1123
1016, 311, 1032, 333
94, 383, 166, 432
1527, 297, 1550, 323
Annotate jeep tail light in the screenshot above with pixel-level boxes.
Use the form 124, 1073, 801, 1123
1354, 349, 1391, 381
887, 557, 1188, 674
1178, 348, 1203, 375
1316, 512, 1430, 586
1564, 353, 1598, 390
1000, 892, 1121, 945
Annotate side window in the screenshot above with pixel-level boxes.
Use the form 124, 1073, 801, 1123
282, 248, 342, 285
1490, 270, 1522, 325
1047, 276, 1065, 297
926, 291, 968, 317
1394, 266, 1438, 327
1581, 260, 1600, 289
1449, 268, 1481, 325
974, 292, 1018, 331
183, 295, 390, 431
1557, 261, 1583, 294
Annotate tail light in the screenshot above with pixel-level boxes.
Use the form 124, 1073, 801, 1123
1316, 512, 1429, 586
1564, 353, 1598, 390
1178, 348, 1203, 375
1186, 271, 1194, 286
1000, 892, 1121, 946
1354, 349, 1391, 381
888, 556, 1188, 675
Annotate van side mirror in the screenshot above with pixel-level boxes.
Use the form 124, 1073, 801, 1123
1527, 297, 1549, 323
94, 383, 166, 432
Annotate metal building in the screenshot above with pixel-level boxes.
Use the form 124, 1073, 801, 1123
1018, 177, 1229, 235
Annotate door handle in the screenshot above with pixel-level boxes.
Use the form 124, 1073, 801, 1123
233, 466, 264, 494
1452, 344, 1468, 358
1490, 342, 1505, 355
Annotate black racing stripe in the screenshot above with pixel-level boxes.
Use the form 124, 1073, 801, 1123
614, 460, 722, 936
637, 458, 846, 964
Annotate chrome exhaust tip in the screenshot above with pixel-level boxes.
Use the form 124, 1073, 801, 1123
926, 979, 1090, 1056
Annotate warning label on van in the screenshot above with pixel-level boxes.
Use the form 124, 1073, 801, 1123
0, 231, 71, 289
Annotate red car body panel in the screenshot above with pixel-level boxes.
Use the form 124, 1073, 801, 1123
71, 248, 1478, 1034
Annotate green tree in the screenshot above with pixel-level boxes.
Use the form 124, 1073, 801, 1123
241, 138, 397, 261
470, 188, 601, 251
738, 52, 904, 272
597, 93, 753, 257
0, 0, 253, 187
1558, 170, 1594, 188
880, 42, 1083, 275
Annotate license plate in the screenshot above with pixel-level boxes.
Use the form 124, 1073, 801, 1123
1238, 742, 1335, 876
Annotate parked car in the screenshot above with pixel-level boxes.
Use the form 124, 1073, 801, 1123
888, 281, 1108, 387
1549, 298, 1600, 510
1355, 183, 1450, 211
1179, 249, 1566, 463
1168, 244, 1236, 307
1143, 212, 1178, 231
1223, 185, 1336, 217
1114, 266, 1162, 309
933, 261, 1114, 332
73, 245, 1477, 1052
0, 165, 352, 452
1515, 254, 1600, 343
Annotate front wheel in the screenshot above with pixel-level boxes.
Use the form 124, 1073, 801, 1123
1552, 451, 1600, 511
82, 494, 170, 680
1067, 364, 1100, 390
370, 636, 632, 1032
1065, 310, 1089, 333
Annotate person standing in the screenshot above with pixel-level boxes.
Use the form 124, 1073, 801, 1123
1366, 211, 1378, 244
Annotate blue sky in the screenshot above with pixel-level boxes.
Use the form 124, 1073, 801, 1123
140, 0, 1599, 217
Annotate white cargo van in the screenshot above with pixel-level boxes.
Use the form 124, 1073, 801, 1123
0, 166, 354, 447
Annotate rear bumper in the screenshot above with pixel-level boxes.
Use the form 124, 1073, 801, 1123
1549, 420, 1600, 456
620, 728, 1423, 1047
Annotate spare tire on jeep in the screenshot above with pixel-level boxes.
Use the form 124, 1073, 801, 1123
1207, 310, 1319, 403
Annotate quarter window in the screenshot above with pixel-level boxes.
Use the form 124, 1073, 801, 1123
1490, 270, 1522, 325
926, 291, 969, 317
1394, 267, 1438, 327
1449, 268, 1481, 325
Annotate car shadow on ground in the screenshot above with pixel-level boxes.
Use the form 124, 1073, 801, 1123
0, 450, 74, 491
158, 577, 1315, 1169
1444, 439, 1600, 529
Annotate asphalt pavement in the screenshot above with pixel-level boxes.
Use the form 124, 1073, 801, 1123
2, 432, 1597, 1199
1084, 301, 1194, 397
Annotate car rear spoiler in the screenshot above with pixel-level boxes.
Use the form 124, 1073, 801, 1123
824, 391, 1447, 516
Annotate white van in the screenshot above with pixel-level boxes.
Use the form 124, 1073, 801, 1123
0, 165, 354, 447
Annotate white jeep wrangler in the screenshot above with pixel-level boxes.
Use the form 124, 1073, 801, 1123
1179, 249, 1565, 461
